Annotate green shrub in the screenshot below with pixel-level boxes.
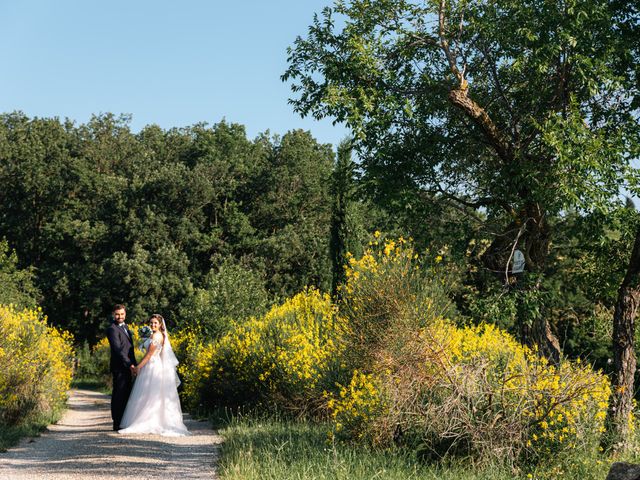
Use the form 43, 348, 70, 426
180, 258, 271, 340
73, 340, 111, 388
0, 240, 40, 309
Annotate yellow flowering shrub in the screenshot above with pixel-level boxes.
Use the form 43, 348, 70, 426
176, 234, 611, 467
328, 315, 611, 464
326, 369, 384, 441
325, 236, 612, 465
339, 233, 454, 367
182, 288, 348, 412
0, 304, 74, 425
172, 326, 209, 408
416, 321, 610, 462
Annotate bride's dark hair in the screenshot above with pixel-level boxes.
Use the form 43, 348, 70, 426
149, 313, 166, 333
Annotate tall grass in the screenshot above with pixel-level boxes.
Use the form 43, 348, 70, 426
216, 414, 585, 480
215, 413, 623, 479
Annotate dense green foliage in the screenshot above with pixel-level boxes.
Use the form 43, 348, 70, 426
284, 0, 640, 363
284, 0, 639, 221
0, 113, 358, 342
329, 140, 368, 293
178, 257, 272, 339
0, 240, 40, 309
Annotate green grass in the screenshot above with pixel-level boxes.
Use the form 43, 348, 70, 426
214, 414, 640, 479
215, 414, 531, 480
0, 410, 62, 452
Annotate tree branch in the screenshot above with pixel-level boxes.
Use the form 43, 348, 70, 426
448, 89, 513, 163
438, 0, 513, 164
432, 184, 516, 216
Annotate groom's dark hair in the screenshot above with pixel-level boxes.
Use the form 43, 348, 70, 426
113, 304, 126, 312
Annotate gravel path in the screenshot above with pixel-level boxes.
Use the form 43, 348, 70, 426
0, 389, 223, 480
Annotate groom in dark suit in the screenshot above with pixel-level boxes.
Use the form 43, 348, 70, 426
106, 304, 138, 431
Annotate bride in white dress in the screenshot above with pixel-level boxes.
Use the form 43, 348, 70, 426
118, 314, 189, 436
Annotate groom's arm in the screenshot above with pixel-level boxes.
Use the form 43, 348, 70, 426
106, 326, 134, 369
127, 328, 138, 366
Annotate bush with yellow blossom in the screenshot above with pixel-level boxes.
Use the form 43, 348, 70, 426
0, 304, 74, 426
328, 236, 611, 466
174, 233, 612, 468
326, 369, 385, 442
183, 288, 347, 413
339, 231, 455, 366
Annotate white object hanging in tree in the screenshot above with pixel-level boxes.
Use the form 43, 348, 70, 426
511, 249, 525, 273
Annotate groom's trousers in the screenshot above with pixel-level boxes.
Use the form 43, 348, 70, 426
111, 370, 133, 430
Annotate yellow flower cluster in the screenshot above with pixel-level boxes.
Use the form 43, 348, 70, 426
324, 317, 610, 462
173, 233, 612, 466
326, 370, 383, 441
524, 359, 611, 457
170, 326, 205, 403
0, 304, 74, 425
449, 322, 607, 445
341, 235, 413, 296
181, 288, 348, 410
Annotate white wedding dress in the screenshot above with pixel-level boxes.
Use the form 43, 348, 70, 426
118, 332, 189, 436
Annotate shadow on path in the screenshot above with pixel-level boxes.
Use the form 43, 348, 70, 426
0, 389, 222, 480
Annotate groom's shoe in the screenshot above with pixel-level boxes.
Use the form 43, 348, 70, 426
113, 425, 120, 431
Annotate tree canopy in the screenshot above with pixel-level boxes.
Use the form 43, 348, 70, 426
284, 0, 640, 360
0, 113, 343, 341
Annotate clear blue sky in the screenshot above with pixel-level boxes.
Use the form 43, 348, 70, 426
0, 0, 349, 147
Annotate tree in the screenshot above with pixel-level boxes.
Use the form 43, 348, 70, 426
179, 257, 271, 340
0, 240, 40, 308
330, 139, 365, 293
603, 215, 640, 452
283, 0, 639, 360
0, 113, 340, 342
249, 130, 335, 296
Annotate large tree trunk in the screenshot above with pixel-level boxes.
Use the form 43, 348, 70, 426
603, 224, 640, 452
481, 203, 561, 364
447, 79, 562, 362
517, 203, 561, 364
447, 80, 562, 362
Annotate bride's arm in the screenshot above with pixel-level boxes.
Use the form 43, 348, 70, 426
134, 333, 163, 372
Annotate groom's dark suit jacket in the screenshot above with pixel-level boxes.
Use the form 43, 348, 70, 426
106, 322, 138, 373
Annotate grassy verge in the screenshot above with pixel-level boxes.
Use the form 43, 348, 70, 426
71, 377, 111, 394
215, 414, 623, 480
0, 410, 62, 452
215, 414, 538, 480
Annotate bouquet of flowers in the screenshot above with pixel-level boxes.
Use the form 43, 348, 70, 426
139, 325, 152, 339
138, 325, 152, 351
